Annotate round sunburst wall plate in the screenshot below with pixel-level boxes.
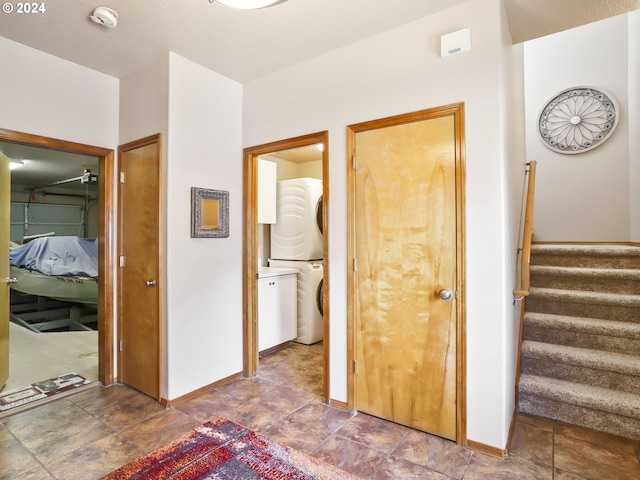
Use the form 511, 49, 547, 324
537, 86, 618, 154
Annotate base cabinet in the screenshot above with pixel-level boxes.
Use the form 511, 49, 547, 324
258, 271, 297, 352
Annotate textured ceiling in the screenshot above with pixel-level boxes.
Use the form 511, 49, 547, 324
504, 0, 639, 44
0, 1, 636, 83
1, 0, 638, 190
0, 0, 469, 83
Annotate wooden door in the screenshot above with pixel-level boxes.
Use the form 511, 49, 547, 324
0, 153, 9, 388
349, 107, 463, 440
117, 135, 162, 400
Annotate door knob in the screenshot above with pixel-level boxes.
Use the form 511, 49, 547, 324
5, 277, 17, 284
145, 279, 157, 287
439, 289, 453, 300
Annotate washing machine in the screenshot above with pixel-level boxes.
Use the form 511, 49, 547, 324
268, 259, 323, 344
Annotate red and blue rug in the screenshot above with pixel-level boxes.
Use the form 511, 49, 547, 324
102, 416, 361, 479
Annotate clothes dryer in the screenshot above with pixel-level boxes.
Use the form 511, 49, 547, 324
270, 178, 323, 261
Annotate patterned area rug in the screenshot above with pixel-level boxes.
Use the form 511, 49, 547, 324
0, 373, 90, 412
102, 416, 362, 480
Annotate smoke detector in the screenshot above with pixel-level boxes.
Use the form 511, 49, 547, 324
90, 7, 118, 28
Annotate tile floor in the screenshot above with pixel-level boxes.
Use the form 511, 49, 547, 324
1, 342, 639, 479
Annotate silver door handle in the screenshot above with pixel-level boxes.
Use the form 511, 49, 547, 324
439, 289, 453, 300
5, 277, 17, 284
145, 280, 157, 287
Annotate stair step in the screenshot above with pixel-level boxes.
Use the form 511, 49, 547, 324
531, 244, 640, 269
526, 287, 640, 322
521, 341, 640, 394
519, 374, 640, 419
523, 312, 640, 355
519, 374, 640, 439
522, 243, 640, 440
530, 265, 640, 295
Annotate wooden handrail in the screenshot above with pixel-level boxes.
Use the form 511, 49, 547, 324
513, 161, 537, 442
513, 160, 536, 298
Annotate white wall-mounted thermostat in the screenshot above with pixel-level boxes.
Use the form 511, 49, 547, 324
440, 28, 471, 57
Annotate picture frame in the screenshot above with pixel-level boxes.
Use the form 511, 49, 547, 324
191, 187, 229, 238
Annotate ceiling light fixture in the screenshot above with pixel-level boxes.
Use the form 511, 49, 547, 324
9, 160, 24, 170
210, 0, 287, 9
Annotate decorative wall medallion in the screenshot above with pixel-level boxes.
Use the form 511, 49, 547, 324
538, 87, 618, 154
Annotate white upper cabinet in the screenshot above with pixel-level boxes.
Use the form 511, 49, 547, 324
258, 158, 276, 224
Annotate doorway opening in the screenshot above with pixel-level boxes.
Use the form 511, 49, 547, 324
0, 128, 115, 394
243, 131, 329, 402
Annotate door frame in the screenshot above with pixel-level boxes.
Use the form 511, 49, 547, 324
346, 104, 467, 443
0, 128, 116, 386
242, 131, 329, 402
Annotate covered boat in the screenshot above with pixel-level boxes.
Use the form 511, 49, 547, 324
9, 236, 98, 305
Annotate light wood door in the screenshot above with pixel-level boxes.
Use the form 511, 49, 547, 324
0, 153, 9, 388
351, 111, 460, 440
118, 135, 162, 400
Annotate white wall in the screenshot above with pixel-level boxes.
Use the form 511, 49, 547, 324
499, 0, 527, 446
524, 15, 632, 242
629, 11, 640, 242
244, 0, 522, 450
273, 158, 298, 180
165, 53, 244, 399
119, 56, 170, 146
0, 36, 119, 357
297, 161, 322, 179
271, 158, 322, 181
119, 53, 244, 400
119, 54, 170, 390
0, 36, 119, 149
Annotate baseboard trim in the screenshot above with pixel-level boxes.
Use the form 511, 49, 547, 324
466, 439, 509, 459
160, 372, 242, 407
259, 341, 291, 358
328, 398, 349, 410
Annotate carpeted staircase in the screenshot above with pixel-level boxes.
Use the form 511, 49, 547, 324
518, 244, 640, 440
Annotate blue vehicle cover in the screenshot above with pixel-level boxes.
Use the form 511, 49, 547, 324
9, 236, 98, 278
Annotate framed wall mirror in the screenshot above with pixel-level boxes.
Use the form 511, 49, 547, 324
191, 187, 229, 238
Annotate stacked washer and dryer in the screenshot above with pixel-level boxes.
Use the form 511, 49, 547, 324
269, 177, 324, 345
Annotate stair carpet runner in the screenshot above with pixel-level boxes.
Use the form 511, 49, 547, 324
518, 244, 640, 440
